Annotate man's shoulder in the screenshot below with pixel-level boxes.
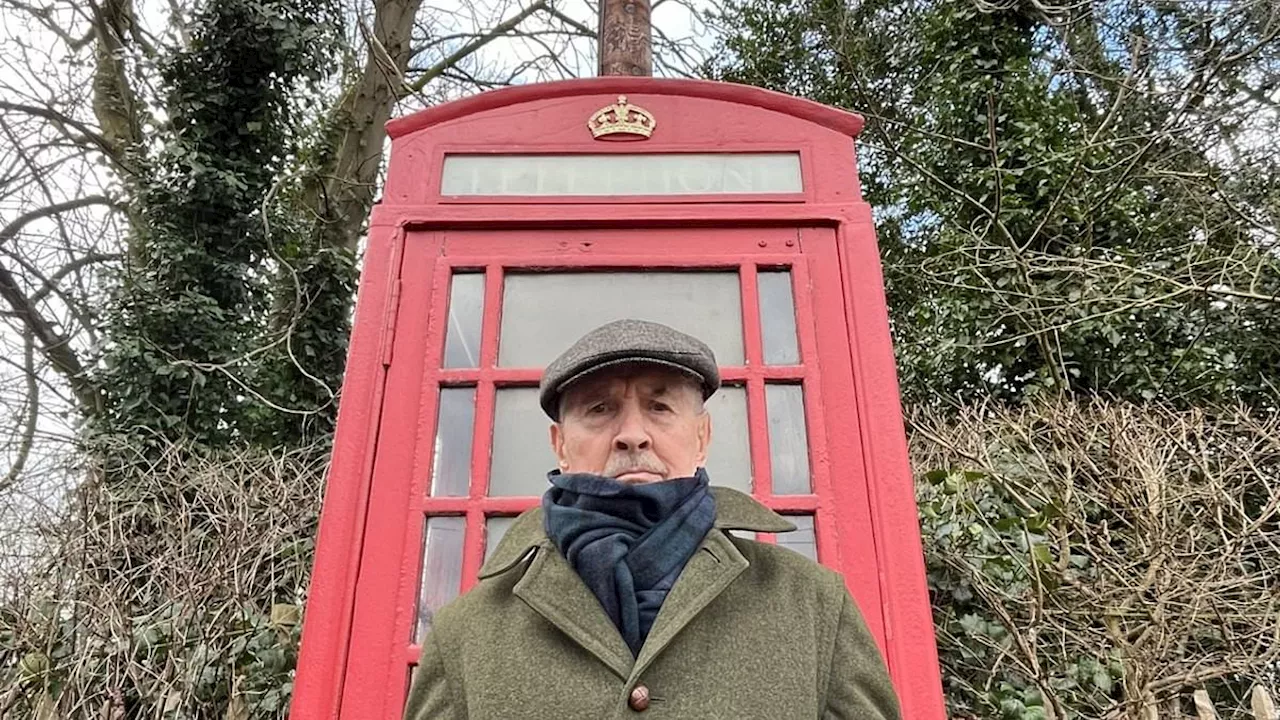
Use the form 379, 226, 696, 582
430, 555, 528, 640
724, 531, 846, 596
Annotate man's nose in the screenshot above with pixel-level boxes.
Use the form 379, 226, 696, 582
613, 403, 652, 452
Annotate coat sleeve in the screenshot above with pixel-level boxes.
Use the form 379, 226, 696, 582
403, 629, 467, 720
821, 590, 903, 720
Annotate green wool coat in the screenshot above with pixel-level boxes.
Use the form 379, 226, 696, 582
404, 487, 902, 719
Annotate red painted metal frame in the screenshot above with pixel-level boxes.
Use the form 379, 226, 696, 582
292, 77, 944, 720
288, 226, 404, 720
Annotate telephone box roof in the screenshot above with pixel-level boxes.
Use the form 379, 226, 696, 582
386, 77, 865, 140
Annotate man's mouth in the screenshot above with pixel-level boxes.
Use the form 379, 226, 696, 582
613, 469, 664, 481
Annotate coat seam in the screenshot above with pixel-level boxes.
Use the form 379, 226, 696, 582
817, 578, 843, 717
431, 623, 468, 719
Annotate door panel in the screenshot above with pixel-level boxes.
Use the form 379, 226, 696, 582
339, 226, 881, 717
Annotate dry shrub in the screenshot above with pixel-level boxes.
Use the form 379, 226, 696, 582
4, 402, 1278, 719
0, 440, 327, 718
911, 401, 1280, 719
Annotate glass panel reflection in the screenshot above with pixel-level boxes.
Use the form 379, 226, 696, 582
705, 386, 751, 494
487, 385, 752, 496
490, 388, 558, 497
758, 271, 800, 365
485, 516, 518, 560
430, 387, 475, 497
498, 272, 744, 367
443, 274, 484, 368
415, 516, 466, 641
441, 153, 804, 196
766, 384, 811, 495
778, 515, 816, 562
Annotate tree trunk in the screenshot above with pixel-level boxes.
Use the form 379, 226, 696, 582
302, 0, 424, 254
90, 0, 141, 172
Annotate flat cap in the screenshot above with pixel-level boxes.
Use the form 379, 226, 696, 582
539, 319, 720, 420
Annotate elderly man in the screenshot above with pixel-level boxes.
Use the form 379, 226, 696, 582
404, 319, 901, 719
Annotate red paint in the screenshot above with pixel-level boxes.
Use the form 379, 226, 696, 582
837, 218, 945, 719
289, 227, 402, 719
292, 77, 944, 720
384, 78, 863, 141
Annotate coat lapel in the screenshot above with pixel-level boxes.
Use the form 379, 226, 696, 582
482, 509, 634, 679
511, 544, 635, 679
630, 488, 795, 678
629, 528, 748, 680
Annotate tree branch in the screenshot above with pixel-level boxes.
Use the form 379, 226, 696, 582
0, 101, 122, 167
0, 256, 98, 413
31, 252, 121, 303
1, 329, 39, 494
0, 195, 115, 249
406, 0, 550, 94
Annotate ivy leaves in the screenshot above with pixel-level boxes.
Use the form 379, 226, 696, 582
93, 0, 344, 450
707, 0, 1280, 410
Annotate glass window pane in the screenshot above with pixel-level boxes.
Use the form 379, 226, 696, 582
758, 271, 800, 365
430, 387, 475, 497
441, 153, 803, 196
766, 384, 811, 494
485, 516, 518, 560
704, 385, 751, 494
777, 515, 816, 562
490, 388, 558, 496
415, 516, 466, 641
443, 274, 484, 368
498, 272, 744, 367
488, 386, 752, 496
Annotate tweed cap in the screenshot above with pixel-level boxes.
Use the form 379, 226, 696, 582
539, 319, 720, 420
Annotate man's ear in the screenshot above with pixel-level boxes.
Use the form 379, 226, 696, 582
695, 411, 711, 467
550, 422, 568, 470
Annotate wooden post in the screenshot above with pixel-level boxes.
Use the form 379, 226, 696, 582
598, 0, 652, 76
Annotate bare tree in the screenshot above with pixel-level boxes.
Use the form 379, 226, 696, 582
0, 0, 124, 585
0, 0, 716, 585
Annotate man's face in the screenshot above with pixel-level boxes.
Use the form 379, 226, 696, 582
550, 365, 712, 484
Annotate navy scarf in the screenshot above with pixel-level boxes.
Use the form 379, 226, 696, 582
542, 468, 717, 656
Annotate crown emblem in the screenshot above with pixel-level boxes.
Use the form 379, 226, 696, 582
588, 95, 655, 139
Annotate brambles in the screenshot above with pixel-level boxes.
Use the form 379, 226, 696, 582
913, 401, 1280, 719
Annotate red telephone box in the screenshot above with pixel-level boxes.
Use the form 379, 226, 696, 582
291, 78, 945, 719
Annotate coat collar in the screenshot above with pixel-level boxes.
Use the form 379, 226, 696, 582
478, 486, 796, 579
478, 486, 797, 681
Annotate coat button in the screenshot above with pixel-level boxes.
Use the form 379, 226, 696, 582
628, 684, 650, 711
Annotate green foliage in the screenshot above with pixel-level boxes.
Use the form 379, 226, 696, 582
707, 7, 1280, 710
913, 402, 1280, 718
92, 0, 345, 450
245, 241, 356, 446
707, 0, 1280, 409
243, 112, 359, 446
